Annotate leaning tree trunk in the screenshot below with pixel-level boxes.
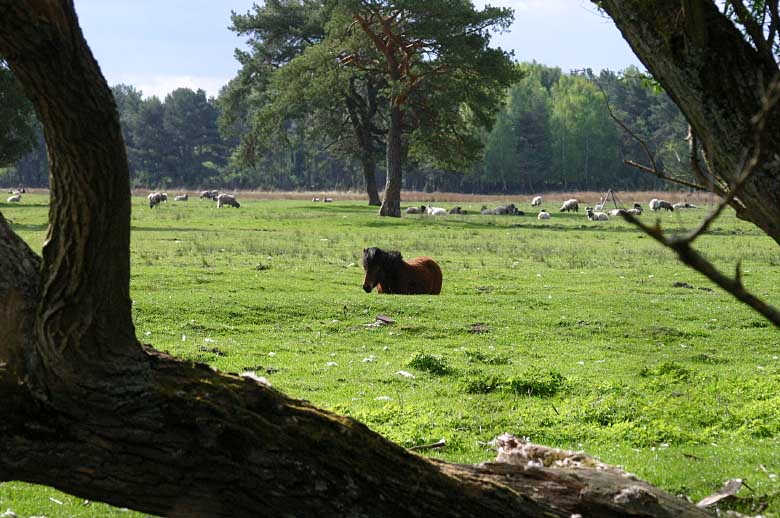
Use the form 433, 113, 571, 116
0, 2, 713, 517
379, 103, 403, 217
594, 0, 780, 244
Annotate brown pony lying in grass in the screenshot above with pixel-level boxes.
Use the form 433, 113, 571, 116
361, 247, 442, 295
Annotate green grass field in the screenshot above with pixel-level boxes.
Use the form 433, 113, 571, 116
2, 193, 780, 517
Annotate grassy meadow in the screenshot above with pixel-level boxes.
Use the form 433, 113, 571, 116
2, 191, 780, 516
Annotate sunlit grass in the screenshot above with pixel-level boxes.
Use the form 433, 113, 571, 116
2, 192, 780, 517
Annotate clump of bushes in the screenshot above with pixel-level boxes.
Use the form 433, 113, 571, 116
639, 361, 691, 381
407, 352, 451, 376
460, 368, 565, 397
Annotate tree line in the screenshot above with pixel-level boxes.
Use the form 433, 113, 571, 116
1, 5, 690, 199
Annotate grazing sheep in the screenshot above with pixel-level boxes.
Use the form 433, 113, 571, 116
586, 207, 609, 221
649, 198, 675, 211
559, 199, 579, 212
608, 208, 626, 216
160, 193, 168, 202
405, 205, 426, 214
323, 197, 334, 203
200, 190, 219, 200
427, 206, 448, 216
627, 207, 643, 215
481, 203, 520, 215
148, 192, 165, 208
448, 206, 466, 214
531, 196, 542, 207
7, 193, 21, 203
312, 197, 320, 202
216, 193, 240, 208
174, 194, 188, 201
673, 202, 698, 209
537, 210, 551, 220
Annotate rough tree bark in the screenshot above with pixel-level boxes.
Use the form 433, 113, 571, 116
345, 77, 381, 206
594, 0, 780, 244
379, 103, 403, 217
0, 1, 711, 516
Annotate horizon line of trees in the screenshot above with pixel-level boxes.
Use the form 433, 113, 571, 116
2, 63, 691, 195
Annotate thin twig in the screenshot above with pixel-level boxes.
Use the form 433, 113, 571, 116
409, 439, 446, 451
594, 80, 658, 173
622, 212, 780, 328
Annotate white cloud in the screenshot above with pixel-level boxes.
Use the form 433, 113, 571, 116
109, 74, 230, 100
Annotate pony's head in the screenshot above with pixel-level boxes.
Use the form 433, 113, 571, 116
362, 247, 401, 293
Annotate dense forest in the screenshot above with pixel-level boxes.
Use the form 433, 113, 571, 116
1, 62, 689, 194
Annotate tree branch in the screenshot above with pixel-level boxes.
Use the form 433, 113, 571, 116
621, 75, 780, 328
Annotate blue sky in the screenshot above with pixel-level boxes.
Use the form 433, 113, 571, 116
75, 0, 642, 100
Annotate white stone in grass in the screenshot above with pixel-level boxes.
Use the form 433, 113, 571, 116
2, 509, 18, 518
362, 356, 376, 363
375, 396, 391, 401
268, 352, 276, 357
144, 331, 151, 336
347, 262, 356, 267
383, 346, 389, 351
204, 337, 215, 343
181, 334, 186, 341
326, 362, 338, 367
396, 370, 415, 379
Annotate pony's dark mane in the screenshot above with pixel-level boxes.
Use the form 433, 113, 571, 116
363, 247, 403, 270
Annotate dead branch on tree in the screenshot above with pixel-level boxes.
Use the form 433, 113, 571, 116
621, 75, 780, 329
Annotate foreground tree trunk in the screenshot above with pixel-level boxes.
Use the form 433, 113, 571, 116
379, 103, 403, 217
0, 2, 711, 516
594, 0, 780, 244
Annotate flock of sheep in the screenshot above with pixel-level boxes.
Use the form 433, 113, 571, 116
4, 189, 700, 221
5, 186, 26, 203
402, 195, 699, 222
147, 190, 240, 208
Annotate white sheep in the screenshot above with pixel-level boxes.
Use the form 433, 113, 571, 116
627, 208, 642, 215
559, 199, 579, 212
148, 192, 164, 208
531, 196, 542, 207
200, 190, 219, 200
595, 202, 605, 211
323, 197, 334, 203
537, 210, 551, 220
649, 198, 674, 211
427, 206, 448, 216
216, 193, 240, 208
586, 207, 609, 221
448, 206, 466, 214
175, 194, 188, 201
673, 202, 698, 209
405, 205, 425, 214
6, 193, 21, 203
608, 208, 625, 216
